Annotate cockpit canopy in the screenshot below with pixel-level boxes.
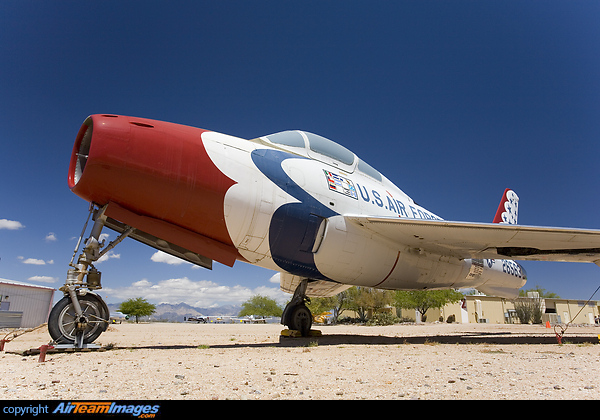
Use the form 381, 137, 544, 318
259, 130, 382, 182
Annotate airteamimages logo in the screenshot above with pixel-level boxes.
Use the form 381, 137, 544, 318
52, 402, 160, 417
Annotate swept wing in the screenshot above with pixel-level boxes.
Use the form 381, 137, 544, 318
345, 216, 600, 264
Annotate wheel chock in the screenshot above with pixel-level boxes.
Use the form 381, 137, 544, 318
280, 329, 322, 338
280, 329, 298, 337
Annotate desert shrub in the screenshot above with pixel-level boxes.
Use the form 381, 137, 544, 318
513, 297, 543, 324
366, 312, 399, 326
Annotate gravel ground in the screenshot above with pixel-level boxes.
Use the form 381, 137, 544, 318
1, 322, 599, 400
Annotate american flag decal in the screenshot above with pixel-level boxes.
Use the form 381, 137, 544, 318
323, 170, 358, 199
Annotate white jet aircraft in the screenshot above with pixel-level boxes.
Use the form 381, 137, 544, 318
49, 115, 600, 343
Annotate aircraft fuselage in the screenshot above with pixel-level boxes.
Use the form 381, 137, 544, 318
69, 114, 527, 298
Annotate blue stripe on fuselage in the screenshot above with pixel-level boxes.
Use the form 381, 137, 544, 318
251, 149, 337, 279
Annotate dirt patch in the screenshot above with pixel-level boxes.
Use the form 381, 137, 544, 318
2, 322, 599, 400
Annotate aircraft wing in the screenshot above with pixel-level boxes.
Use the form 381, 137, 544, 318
345, 216, 600, 264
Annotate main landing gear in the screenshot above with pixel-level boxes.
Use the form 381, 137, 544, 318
281, 279, 313, 337
48, 204, 132, 347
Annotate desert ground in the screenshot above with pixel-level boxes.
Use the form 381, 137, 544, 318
1, 322, 599, 400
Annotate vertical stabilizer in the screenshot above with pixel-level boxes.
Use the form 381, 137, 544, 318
493, 188, 519, 224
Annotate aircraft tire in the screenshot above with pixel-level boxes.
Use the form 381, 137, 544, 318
48, 294, 109, 345
288, 304, 312, 337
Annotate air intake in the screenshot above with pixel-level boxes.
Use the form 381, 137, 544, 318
69, 117, 93, 187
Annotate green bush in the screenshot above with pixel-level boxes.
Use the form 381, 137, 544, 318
366, 312, 399, 326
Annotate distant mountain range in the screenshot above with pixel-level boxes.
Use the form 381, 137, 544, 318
107, 302, 242, 322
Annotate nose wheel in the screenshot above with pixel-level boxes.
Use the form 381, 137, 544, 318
48, 294, 109, 346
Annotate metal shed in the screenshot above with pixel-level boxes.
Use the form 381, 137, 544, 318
0, 278, 55, 328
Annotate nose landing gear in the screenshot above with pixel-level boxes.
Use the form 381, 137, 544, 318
48, 204, 131, 347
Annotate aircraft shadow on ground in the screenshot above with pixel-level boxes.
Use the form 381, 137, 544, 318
113, 331, 598, 351
275, 332, 597, 346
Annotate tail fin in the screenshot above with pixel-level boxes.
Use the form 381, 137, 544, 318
493, 188, 519, 224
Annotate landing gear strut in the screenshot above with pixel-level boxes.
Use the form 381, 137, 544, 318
48, 204, 131, 347
281, 279, 313, 337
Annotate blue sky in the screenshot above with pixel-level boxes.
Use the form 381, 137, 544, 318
1, 1, 599, 306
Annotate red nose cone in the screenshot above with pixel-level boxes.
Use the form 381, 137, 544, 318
68, 114, 239, 265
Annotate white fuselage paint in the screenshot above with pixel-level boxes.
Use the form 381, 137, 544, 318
202, 131, 526, 298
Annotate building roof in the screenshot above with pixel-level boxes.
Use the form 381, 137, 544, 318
0, 278, 56, 291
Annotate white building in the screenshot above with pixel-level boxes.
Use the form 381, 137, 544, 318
0, 278, 55, 328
